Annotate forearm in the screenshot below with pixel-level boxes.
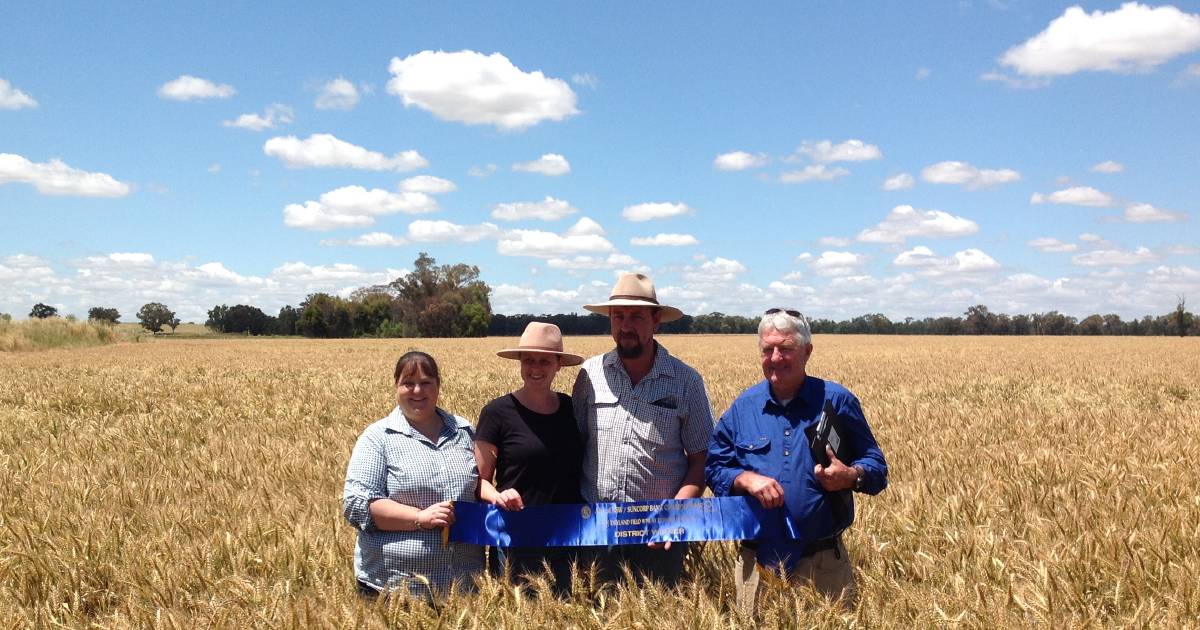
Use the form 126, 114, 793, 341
674, 452, 707, 499
367, 498, 425, 531
478, 479, 502, 505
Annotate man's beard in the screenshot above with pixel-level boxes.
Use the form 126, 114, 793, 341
615, 334, 645, 358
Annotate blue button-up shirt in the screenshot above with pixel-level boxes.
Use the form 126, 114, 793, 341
705, 377, 887, 571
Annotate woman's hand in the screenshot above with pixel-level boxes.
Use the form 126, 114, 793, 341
416, 500, 455, 529
493, 488, 525, 511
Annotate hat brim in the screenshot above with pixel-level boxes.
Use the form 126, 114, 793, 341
583, 300, 684, 323
496, 348, 585, 367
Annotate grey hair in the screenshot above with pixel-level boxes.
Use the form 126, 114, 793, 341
758, 310, 812, 346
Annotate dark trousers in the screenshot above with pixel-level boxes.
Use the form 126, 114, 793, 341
588, 542, 688, 588
490, 546, 579, 596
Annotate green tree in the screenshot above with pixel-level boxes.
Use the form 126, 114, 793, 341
136, 302, 175, 333
1174, 295, 1192, 337
30, 303, 58, 319
87, 307, 120, 323
388, 252, 491, 337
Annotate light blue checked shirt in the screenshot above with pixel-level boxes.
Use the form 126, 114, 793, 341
342, 406, 483, 596
572, 342, 715, 503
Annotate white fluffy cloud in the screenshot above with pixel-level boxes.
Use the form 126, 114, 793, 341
386, 50, 579, 131
282, 185, 439, 231
714, 151, 770, 171
885, 246, 1000, 277
1000, 3, 1200, 77
0, 153, 130, 197
222, 104, 294, 131
399, 175, 456, 194
546, 253, 643, 271
921, 161, 1021, 190
1028, 237, 1078, 253
492, 196, 579, 221
630, 233, 699, 247
882, 173, 915, 191
157, 75, 235, 100
0, 78, 37, 109
512, 153, 571, 176
1091, 160, 1124, 173
1121, 203, 1187, 223
1072, 246, 1157, 267
622, 202, 694, 222
857, 205, 979, 243
796, 139, 883, 163
315, 77, 360, 110
497, 228, 615, 258
321, 220, 499, 247
684, 258, 748, 284
1030, 186, 1115, 207
408, 220, 500, 243
263, 134, 427, 171
810, 251, 866, 277
779, 164, 850, 183
565, 217, 605, 236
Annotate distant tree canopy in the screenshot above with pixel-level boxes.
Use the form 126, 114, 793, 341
203, 253, 493, 339
137, 302, 176, 333
492, 304, 1198, 337
30, 303, 58, 319
87, 307, 120, 324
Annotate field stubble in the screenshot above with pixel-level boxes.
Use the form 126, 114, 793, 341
1, 335, 1197, 628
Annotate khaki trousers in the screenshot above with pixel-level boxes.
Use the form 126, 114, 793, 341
735, 539, 857, 614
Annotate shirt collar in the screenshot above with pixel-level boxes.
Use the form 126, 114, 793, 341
602, 340, 677, 380
383, 406, 455, 438
757, 376, 817, 413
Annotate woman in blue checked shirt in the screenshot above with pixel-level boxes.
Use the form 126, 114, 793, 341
343, 351, 484, 598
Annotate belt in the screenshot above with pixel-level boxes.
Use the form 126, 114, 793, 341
801, 536, 840, 558
741, 535, 840, 558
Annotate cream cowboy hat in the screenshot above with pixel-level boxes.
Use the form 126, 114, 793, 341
496, 322, 584, 366
583, 273, 684, 323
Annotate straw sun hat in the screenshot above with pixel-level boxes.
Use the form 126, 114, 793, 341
583, 273, 684, 323
496, 322, 584, 366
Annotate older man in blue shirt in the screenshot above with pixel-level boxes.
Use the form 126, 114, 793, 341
706, 308, 887, 610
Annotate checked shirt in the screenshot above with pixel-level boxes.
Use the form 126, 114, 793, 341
342, 406, 484, 596
572, 342, 715, 503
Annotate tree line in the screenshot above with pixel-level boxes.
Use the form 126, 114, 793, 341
12, 258, 1195, 337
206, 253, 491, 338
491, 301, 1197, 337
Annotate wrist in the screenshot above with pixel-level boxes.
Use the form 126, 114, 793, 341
414, 512, 426, 530
852, 465, 865, 491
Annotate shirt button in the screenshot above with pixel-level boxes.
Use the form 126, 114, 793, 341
784, 450, 790, 456
784, 429, 791, 436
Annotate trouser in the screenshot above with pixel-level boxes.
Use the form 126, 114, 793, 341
735, 537, 857, 613
590, 542, 688, 588
489, 546, 579, 596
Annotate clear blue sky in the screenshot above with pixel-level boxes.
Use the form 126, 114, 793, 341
2, 2, 1198, 322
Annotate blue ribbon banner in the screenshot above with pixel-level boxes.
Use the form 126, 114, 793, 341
448, 496, 800, 548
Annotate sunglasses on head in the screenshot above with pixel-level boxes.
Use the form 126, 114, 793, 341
764, 308, 803, 318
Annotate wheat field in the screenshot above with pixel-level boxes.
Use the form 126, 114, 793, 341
1, 335, 1197, 628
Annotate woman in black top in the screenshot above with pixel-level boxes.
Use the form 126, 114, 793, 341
475, 322, 584, 595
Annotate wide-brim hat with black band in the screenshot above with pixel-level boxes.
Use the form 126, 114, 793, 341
582, 272, 684, 323
496, 322, 584, 366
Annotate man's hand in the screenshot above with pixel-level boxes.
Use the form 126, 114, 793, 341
647, 541, 672, 551
733, 470, 785, 509
493, 489, 525, 511
814, 446, 858, 492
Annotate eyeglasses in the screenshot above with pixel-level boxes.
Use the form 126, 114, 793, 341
764, 308, 803, 318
